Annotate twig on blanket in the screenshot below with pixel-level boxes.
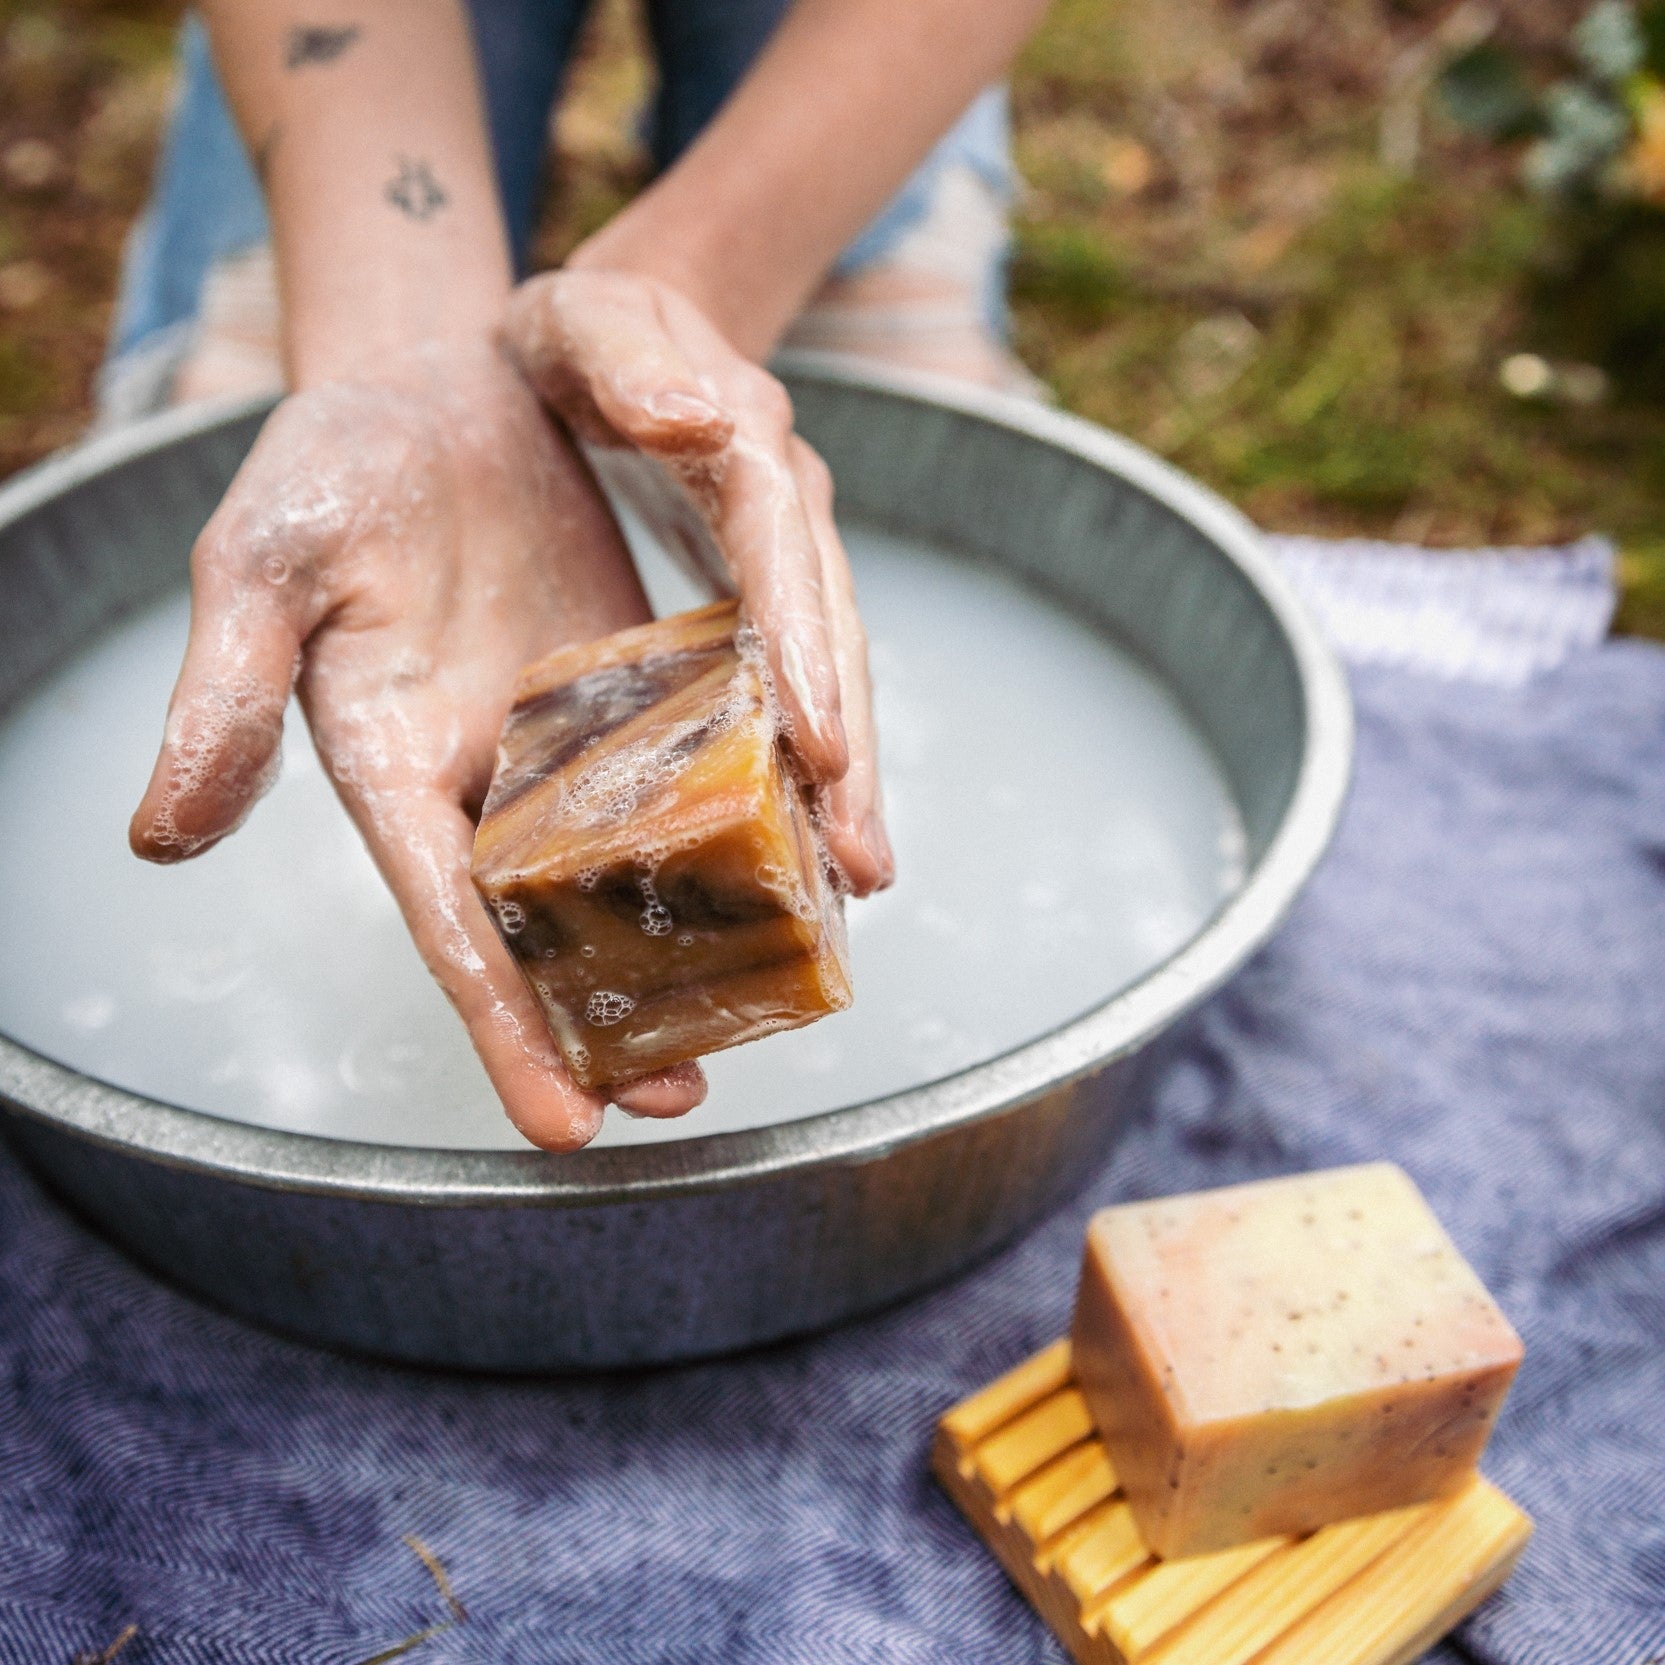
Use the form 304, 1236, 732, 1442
352, 1620, 457, 1665
351, 1535, 470, 1665
403, 1533, 468, 1621
71, 1624, 138, 1665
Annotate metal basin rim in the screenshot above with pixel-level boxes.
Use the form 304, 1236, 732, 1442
0, 362, 1353, 1209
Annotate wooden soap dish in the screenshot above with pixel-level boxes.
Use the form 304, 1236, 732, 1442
933, 1340, 1532, 1665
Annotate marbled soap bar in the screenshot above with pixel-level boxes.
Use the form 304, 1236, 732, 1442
1071, 1163, 1523, 1559
471, 600, 851, 1088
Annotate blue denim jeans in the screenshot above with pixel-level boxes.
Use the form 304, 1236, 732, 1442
109, 3, 1014, 373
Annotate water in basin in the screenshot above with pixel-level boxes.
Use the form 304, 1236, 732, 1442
0, 524, 1245, 1149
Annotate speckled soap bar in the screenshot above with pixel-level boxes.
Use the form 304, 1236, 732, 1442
1070, 1163, 1523, 1559
471, 600, 851, 1088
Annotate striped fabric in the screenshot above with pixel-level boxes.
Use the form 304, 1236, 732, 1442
1269, 534, 1615, 687
2, 540, 1661, 1664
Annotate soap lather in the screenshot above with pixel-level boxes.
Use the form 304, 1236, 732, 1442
471, 600, 852, 1090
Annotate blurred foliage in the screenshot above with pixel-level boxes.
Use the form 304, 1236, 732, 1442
0, 0, 181, 470
1007, 0, 1665, 586
1530, 199, 1665, 393
1616, 541, 1665, 634
1435, 0, 1665, 190
1437, 0, 1665, 399
1439, 42, 1542, 137
2, 0, 1665, 634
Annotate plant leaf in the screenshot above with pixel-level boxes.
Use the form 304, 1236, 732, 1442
1640, 0, 1665, 75
1574, 0, 1646, 81
1438, 44, 1540, 139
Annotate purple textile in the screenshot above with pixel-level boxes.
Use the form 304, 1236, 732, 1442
3, 621, 1664, 1663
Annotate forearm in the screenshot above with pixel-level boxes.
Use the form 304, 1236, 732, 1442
197, 0, 511, 387
571, 0, 1050, 360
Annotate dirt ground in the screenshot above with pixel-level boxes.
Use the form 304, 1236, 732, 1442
2, 0, 1661, 630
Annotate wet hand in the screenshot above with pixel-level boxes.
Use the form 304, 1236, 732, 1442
502, 267, 894, 896
129, 337, 706, 1149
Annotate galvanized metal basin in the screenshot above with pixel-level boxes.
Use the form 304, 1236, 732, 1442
0, 358, 1351, 1370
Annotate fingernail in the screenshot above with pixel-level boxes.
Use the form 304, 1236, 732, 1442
862, 813, 896, 888
645, 391, 725, 427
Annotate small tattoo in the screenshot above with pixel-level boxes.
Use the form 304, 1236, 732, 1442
284, 23, 361, 70
254, 122, 283, 183
385, 156, 447, 221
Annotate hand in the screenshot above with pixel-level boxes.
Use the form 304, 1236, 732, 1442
501, 266, 894, 897
129, 337, 706, 1150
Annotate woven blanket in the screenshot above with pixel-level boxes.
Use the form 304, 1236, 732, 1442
2, 538, 1660, 1665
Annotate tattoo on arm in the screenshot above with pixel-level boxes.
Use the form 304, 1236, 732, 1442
385, 157, 448, 222
285, 23, 361, 70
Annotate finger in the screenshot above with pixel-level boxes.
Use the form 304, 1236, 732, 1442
610, 1060, 709, 1119
508, 270, 848, 779
667, 420, 856, 781
713, 425, 848, 783
336, 782, 611, 1150
787, 438, 894, 896
331, 783, 706, 1148
130, 547, 303, 863
646, 302, 850, 783
503, 271, 734, 456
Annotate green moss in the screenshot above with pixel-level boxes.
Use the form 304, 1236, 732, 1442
1615, 542, 1665, 639
1016, 0, 1133, 93
1011, 221, 1129, 325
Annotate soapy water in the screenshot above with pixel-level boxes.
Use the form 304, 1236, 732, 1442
0, 524, 1246, 1149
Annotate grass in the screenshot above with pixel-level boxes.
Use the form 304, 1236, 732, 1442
1007, 0, 1665, 606
2, 0, 1663, 633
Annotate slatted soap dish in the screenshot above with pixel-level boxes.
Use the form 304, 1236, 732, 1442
933, 1339, 1531, 1665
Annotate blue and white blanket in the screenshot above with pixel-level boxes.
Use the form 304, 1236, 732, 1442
2, 538, 1660, 1665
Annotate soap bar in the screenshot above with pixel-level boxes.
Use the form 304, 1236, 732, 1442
1070, 1162, 1522, 1558
471, 599, 851, 1088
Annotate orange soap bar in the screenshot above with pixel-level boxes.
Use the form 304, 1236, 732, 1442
471, 600, 851, 1088
1071, 1162, 1523, 1559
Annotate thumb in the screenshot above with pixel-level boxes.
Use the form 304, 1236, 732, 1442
130, 555, 303, 862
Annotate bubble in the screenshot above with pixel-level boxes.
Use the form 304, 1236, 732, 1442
579, 944, 596, 959
586, 990, 635, 1027
144, 673, 289, 857
492, 898, 526, 935
636, 871, 673, 936
576, 867, 599, 892
677, 934, 694, 947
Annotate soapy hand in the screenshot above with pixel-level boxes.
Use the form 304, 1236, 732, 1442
502, 267, 894, 896
128, 337, 706, 1149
